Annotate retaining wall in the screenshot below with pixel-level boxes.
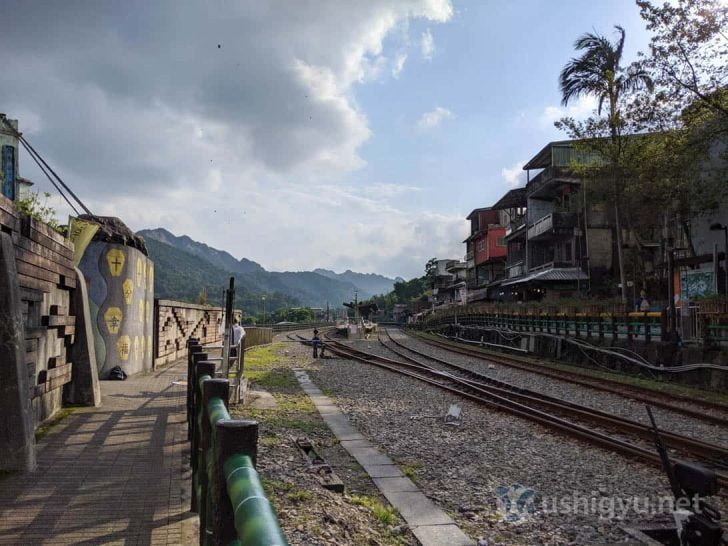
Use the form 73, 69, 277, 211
154, 300, 225, 367
0, 195, 99, 471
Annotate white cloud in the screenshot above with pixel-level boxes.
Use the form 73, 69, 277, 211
392, 51, 408, 78
539, 95, 598, 127
3, 1, 456, 279
415, 106, 453, 131
420, 28, 435, 60
501, 160, 527, 187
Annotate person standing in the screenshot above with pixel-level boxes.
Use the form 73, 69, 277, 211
231, 318, 246, 358
636, 290, 650, 312
312, 329, 321, 358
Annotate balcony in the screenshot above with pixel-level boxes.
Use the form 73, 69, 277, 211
506, 260, 525, 279
504, 216, 526, 238
527, 212, 578, 240
529, 260, 576, 272
527, 166, 580, 198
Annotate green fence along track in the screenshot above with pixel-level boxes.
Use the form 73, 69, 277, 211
187, 342, 288, 546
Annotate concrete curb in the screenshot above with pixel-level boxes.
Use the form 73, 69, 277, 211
293, 368, 473, 546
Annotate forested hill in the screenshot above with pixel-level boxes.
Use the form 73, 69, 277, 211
140, 229, 398, 309
313, 268, 402, 297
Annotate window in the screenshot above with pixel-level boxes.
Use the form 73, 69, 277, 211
2, 145, 15, 200
496, 236, 506, 247
477, 239, 485, 251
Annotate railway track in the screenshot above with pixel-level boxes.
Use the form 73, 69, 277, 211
313, 330, 728, 490
409, 330, 728, 427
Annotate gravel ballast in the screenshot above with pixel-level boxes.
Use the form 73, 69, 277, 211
387, 330, 728, 449
310, 333, 728, 545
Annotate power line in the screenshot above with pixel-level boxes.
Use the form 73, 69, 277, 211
17, 137, 80, 216
0, 115, 91, 215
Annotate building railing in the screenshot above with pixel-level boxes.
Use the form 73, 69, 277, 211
187, 340, 288, 546
505, 216, 526, 237
528, 260, 576, 272
527, 166, 578, 196
505, 260, 525, 279
527, 212, 578, 240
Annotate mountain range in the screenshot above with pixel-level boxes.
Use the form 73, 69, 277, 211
138, 228, 400, 309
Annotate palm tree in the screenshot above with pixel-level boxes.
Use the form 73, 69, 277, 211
559, 26, 653, 304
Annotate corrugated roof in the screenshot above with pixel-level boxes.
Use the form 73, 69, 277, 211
466, 207, 491, 220
491, 188, 526, 210
500, 267, 588, 286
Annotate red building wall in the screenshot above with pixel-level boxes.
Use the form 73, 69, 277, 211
486, 226, 507, 261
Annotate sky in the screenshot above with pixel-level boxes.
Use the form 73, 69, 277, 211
1, 0, 652, 279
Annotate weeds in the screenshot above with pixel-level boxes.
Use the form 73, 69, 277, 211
350, 494, 398, 526
401, 462, 423, 481
35, 407, 77, 442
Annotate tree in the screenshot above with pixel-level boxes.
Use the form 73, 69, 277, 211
637, 0, 728, 123
559, 26, 653, 303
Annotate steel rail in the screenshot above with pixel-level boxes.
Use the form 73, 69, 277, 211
379, 329, 728, 468
411, 330, 728, 425
318, 333, 728, 489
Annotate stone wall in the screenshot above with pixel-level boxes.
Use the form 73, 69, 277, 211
0, 195, 99, 471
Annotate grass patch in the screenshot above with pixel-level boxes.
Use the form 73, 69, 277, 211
259, 435, 284, 447
247, 392, 324, 433
246, 368, 298, 389
350, 494, 399, 525
244, 344, 300, 392
401, 462, 423, 481
35, 407, 77, 442
413, 331, 728, 405
262, 478, 295, 493
286, 489, 313, 503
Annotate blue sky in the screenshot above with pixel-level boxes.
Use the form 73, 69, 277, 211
2, 0, 653, 279
352, 0, 651, 217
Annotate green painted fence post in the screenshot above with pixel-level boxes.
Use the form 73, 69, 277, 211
201, 379, 230, 545
190, 351, 209, 440
213, 420, 259, 545
192, 362, 217, 514
187, 343, 203, 439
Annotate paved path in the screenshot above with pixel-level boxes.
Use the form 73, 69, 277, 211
293, 368, 473, 546
0, 360, 193, 545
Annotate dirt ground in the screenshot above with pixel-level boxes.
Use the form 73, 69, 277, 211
230, 337, 418, 546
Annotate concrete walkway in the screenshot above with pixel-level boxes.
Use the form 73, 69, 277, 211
0, 360, 192, 545
293, 369, 473, 546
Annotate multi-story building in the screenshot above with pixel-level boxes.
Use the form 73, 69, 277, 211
463, 207, 509, 301
497, 140, 613, 301
430, 258, 467, 307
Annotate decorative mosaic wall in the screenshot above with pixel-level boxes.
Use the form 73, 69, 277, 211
154, 300, 224, 367
79, 241, 154, 377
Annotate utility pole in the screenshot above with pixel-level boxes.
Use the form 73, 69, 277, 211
710, 223, 728, 296
354, 291, 358, 324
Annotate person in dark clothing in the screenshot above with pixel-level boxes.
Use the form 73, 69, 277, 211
312, 329, 321, 358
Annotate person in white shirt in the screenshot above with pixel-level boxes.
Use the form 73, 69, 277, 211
231, 318, 245, 357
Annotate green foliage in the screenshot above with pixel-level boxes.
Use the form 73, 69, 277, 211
14, 191, 61, 232
350, 495, 398, 525
269, 306, 314, 323
145, 237, 299, 310
637, 0, 728, 121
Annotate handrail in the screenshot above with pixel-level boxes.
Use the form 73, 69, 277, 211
187, 340, 288, 546
224, 454, 287, 546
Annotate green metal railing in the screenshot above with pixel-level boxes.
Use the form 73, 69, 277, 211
187, 340, 287, 546
418, 311, 667, 343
